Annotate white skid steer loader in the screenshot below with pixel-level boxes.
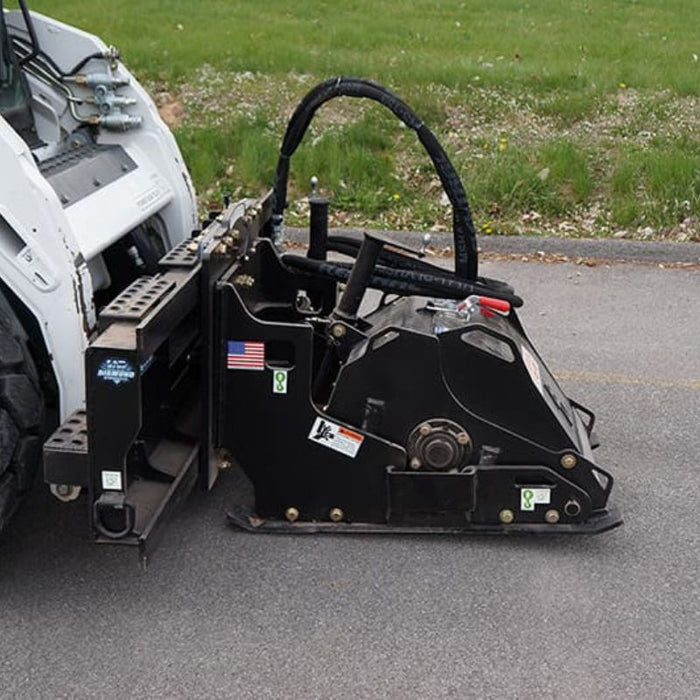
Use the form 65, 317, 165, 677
0, 1, 197, 529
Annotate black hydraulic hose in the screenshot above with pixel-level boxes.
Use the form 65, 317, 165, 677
328, 234, 441, 274
326, 234, 516, 296
66, 52, 105, 76
371, 264, 521, 306
16, 0, 40, 67
287, 254, 521, 305
282, 254, 523, 307
272, 77, 479, 281
284, 255, 434, 298
12, 36, 65, 78
13, 34, 106, 78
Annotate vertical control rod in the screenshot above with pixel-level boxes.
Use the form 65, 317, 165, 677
332, 233, 385, 323
308, 176, 329, 261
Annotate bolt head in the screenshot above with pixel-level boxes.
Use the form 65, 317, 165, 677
545, 509, 560, 524
329, 507, 344, 523
410, 457, 422, 470
331, 324, 346, 339
419, 423, 432, 437
215, 449, 232, 471
560, 453, 578, 470
499, 509, 515, 524
285, 507, 300, 523
457, 432, 470, 446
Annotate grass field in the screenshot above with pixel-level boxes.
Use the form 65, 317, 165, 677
25, 0, 700, 239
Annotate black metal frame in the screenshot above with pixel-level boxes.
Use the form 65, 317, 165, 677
43, 189, 621, 563
41, 76, 623, 561
215, 235, 620, 536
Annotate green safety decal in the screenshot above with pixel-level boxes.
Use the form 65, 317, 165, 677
520, 487, 551, 511
273, 369, 288, 394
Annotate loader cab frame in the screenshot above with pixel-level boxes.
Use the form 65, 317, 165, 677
0, 0, 37, 142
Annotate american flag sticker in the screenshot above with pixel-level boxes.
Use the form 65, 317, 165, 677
227, 341, 265, 371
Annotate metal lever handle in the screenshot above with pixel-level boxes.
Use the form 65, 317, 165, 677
332, 233, 386, 323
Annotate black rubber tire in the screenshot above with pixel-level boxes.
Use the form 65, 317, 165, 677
0, 292, 44, 532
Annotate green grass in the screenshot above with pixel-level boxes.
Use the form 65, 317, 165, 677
23, 0, 700, 94
471, 149, 562, 216
611, 147, 700, 228
17, 0, 700, 239
535, 91, 603, 127
177, 115, 279, 198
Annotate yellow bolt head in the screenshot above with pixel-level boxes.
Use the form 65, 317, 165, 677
545, 509, 560, 524
331, 324, 346, 339
285, 507, 300, 523
329, 507, 344, 522
499, 509, 515, 524
560, 453, 578, 470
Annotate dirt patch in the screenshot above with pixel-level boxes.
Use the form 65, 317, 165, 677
155, 91, 185, 128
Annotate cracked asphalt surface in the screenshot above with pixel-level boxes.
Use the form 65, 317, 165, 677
1, 248, 699, 699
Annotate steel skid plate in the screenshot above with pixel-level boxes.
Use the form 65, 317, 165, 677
227, 503, 622, 535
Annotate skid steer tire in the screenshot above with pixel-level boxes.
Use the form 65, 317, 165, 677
0, 293, 44, 533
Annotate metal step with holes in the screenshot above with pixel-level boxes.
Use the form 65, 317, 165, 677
43, 410, 88, 487
99, 276, 176, 324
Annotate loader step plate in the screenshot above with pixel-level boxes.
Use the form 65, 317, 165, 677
227, 504, 623, 536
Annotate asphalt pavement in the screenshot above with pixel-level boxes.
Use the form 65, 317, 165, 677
1, 242, 699, 699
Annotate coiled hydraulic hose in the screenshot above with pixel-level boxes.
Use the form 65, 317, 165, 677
272, 77, 479, 281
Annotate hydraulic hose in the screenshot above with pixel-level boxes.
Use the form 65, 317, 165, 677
325, 234, 515, 296
282, 254, 523, 307
272, 77, 479, 281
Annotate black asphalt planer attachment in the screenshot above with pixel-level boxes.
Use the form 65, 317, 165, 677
44, 78, 621, 562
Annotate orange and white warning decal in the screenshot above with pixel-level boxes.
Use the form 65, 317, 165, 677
308, 417, 364, 458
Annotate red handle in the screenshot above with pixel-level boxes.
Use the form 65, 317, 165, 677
478, 296, 511, 314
